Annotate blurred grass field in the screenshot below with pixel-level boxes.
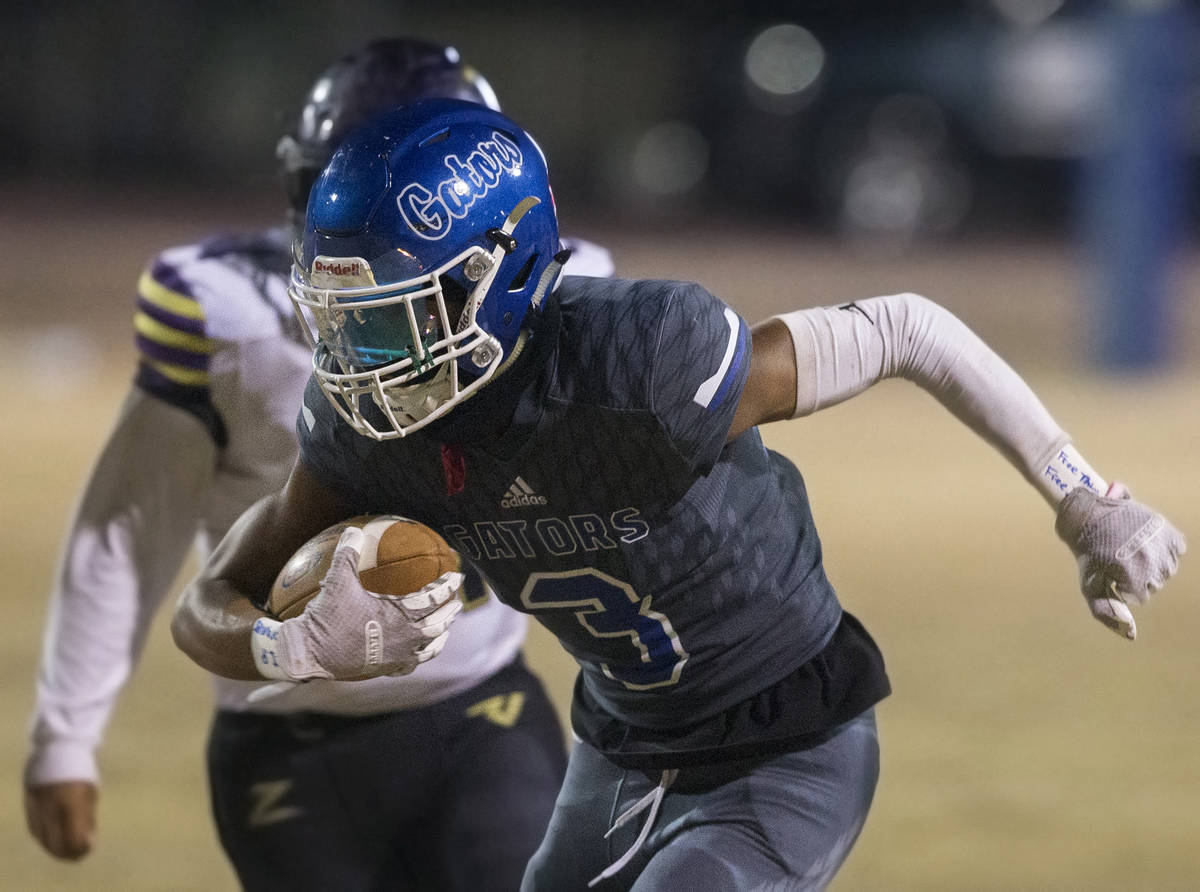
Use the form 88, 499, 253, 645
1, 191, 1197, 890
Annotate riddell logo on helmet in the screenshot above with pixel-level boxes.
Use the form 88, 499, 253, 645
397, 131, 523, 241
313, 260, 363, 277
310, 256, 377, 289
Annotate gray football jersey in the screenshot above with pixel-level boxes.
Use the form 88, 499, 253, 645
299, 276, 843, 731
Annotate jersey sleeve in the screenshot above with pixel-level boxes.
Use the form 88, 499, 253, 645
26, 390, 215, 785
649, 283, 751, 474
132, 256, 227, 446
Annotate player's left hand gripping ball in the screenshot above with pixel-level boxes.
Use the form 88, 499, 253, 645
1055, 483, 1186, 640
252, 518, 464, 681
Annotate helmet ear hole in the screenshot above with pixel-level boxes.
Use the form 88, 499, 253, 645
507, 253, 539, 293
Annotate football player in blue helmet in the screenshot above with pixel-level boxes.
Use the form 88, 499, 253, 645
177, 100, 1183, 890
290, 98, 563, 437
29, 40, 611, 892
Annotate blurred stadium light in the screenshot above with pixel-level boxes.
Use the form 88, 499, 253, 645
687, 2, 1197, 239
630, 121, 710, 198
743, 23, 826, 113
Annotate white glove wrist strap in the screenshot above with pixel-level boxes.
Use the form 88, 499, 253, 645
250, 617, 292, 681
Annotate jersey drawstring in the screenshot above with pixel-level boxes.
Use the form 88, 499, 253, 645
588, 768, 678, 888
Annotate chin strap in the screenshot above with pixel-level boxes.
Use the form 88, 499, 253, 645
483, 330, 530, 384
530, 247, 571, 310
451, 195, 562, 403
482, 247, 568, 384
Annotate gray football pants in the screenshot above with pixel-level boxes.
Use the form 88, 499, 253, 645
521, 708, 879, 892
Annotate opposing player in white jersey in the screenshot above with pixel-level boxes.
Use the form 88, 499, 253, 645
23, 39, 613, 892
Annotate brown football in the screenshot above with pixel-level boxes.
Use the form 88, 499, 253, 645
267, 515, 460, 620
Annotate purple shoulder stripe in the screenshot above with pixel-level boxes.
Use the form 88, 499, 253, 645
150, 257, 197, 298
135, 295, 207, 335
135, 335, 210, 370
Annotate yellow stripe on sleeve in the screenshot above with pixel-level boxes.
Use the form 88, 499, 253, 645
134, 311, 215, 355
137, 270, 206, 320
143, 358, 210, 388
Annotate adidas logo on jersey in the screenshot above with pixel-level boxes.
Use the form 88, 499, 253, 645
500, 476, 547, 508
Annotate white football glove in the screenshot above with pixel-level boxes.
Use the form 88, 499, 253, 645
251, 526, 463, 682
1055, 482, 1186, 640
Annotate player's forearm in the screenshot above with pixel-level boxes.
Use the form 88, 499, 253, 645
171, 576, 268, 680
773, 293, 1104, 506
171, 467, 353, 680
170, 490, 285, 680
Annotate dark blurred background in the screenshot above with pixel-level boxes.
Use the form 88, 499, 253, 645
6, 0, 1197, 225
3, 0, 1197, 365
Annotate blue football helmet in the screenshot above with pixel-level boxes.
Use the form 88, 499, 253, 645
289, 98, 563, 439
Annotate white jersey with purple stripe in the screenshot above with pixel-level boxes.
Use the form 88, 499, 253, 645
298, 276, 844, 733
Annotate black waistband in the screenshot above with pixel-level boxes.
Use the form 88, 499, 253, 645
570, 611, 890, 770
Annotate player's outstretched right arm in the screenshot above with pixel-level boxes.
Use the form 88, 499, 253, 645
731, 293, 1184, 639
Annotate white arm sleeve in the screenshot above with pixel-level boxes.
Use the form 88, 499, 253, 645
25, 389, 216, 785
774, 293, 1106, 505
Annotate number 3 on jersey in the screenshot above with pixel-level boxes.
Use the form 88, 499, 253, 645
520, 569, 688, 690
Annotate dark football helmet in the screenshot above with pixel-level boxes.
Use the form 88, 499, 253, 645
289, 99, 563, 439
277, 38, 501, 225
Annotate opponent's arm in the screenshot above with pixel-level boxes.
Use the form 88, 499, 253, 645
171, 458, 462, 682
25, 389, 215, 860
730, 293, 1185, 638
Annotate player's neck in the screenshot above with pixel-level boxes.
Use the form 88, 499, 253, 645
426, 294, 561, 452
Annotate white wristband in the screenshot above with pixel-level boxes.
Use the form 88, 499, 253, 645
250, 617, 292, 681
1037, 442, 1108, 504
